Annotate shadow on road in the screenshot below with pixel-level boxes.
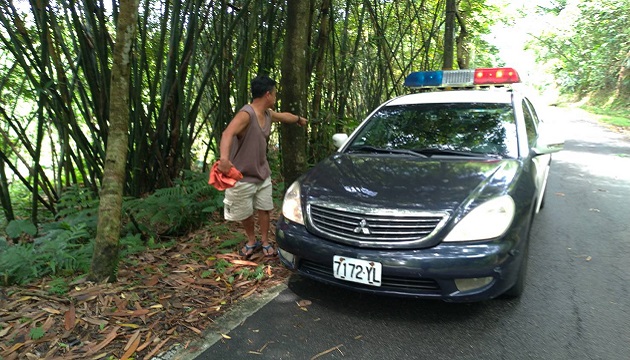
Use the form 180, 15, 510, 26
285, 273, 520, 323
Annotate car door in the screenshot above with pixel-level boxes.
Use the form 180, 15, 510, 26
522, 98, 550, 213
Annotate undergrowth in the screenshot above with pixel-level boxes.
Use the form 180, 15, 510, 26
0, 170, 225, 286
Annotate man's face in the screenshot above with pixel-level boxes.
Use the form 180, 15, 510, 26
267, 87, 277, 109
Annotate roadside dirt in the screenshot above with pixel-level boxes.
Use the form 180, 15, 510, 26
0, 215, 291, 360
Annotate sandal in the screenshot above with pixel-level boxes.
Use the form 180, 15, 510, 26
239, 241, 261, 258
262, 244, 277, 257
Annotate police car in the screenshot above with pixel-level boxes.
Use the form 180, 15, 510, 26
276, 68, 564, 302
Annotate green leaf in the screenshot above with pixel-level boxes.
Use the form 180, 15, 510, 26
6, 220, 37, 238
217, 238, 241, 249
30, 326, 45, 340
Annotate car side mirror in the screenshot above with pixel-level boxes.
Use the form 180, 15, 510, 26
332, 133, 349, 149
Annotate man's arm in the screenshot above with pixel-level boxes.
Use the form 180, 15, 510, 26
217, 111, 250, 173
269, 109, 308, 127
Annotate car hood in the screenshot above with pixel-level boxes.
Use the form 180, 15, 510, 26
301, 154, 521, 212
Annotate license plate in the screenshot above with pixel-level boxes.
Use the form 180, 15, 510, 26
333, 255, 382, 287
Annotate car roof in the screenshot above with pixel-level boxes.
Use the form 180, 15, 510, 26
386, 89, 515, 106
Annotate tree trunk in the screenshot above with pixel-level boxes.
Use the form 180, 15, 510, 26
89, 0, 139, 283
443, 0, 456, 70
279, 0, 309, 187
0, 157, 14, 221
456, 11, 469, 69
309, 0, 331, 163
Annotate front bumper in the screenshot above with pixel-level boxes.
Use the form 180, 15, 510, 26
276, 216, 527, 302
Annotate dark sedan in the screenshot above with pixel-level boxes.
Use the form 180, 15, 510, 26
276, 68, 563, 302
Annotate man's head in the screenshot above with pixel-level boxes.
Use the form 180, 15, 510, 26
251, 75, 277, 99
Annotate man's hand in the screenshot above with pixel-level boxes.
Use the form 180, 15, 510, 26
217, 159, 234, 174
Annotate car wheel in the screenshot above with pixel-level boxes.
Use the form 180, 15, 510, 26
502, 225, 531, 299
502, 244, 529, 298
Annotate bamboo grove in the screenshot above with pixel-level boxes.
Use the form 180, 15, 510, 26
0, 0, 501, 224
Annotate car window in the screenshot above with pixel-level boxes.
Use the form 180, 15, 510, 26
523, 98, 540, 128
521, 99, 538, 147
348, 103, 519, 158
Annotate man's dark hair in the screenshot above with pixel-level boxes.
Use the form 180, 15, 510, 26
251, 75, 277, 99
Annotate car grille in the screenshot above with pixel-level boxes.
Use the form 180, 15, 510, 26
307, 203, 447, 245
300, 260, 441, 293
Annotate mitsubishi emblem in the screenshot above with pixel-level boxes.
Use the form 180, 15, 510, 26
354, 219, 371, 235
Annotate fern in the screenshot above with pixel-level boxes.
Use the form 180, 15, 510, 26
123, 170, 223, 236
0, 210, 96, 285
0, 243, 39, 285
56, 186, 99, 228
6, 219, 38, 238
119, 234, 146, 257
0, 174, 224, 286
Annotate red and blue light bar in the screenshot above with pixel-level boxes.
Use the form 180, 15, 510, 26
404, 67, 521, 88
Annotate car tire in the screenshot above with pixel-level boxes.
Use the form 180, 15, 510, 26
502, 244, 529, 298
501, 225, 532, 299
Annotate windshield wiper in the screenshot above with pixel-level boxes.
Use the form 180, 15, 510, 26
414, 148, 499, 158
347, 145, 428, 158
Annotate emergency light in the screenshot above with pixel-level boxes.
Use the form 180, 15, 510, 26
404, 67, 521, 88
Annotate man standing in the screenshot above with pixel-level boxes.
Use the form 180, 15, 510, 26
217, 75, 307, 257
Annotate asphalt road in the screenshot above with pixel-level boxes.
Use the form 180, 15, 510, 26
186, 106, 630, 360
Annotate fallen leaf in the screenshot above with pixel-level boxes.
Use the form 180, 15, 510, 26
185, 325, 202, 335
145, 275, 159, 287
120, 331, 141, 360
64, 303, 76, 331
86, 326, 120, 354
124, 330, 141, 351
82, 317, 108, 327
5, 340, 28, 355
242, 286, 259, 298
230, 259, 259, 266
118, 323, 141, 329
42, 307, 61, 315
143, 336, 171, 360
106, 309, 150, 317
0, 325, 12, 338
136, 332, 154, 352
41, 316, 55, 332
297, 300, 312, 307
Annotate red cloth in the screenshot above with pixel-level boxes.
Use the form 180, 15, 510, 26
209, 162, 243, 191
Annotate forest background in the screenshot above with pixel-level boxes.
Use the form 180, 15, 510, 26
0, 0, 628, 358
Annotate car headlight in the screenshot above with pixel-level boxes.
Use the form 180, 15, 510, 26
281, 181, 304, 225
443, 195, 515, 242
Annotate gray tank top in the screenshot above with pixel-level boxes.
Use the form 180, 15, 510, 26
229, 104, 272, 183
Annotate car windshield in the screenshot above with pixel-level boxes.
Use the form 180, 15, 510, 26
346, 103, 519, 158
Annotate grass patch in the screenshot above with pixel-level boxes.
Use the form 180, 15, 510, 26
581, 105, 630, 128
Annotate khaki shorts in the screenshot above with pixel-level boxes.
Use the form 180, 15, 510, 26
223, 177, 273, 221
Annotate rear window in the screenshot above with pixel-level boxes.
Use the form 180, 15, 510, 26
348, 103, 519, 158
